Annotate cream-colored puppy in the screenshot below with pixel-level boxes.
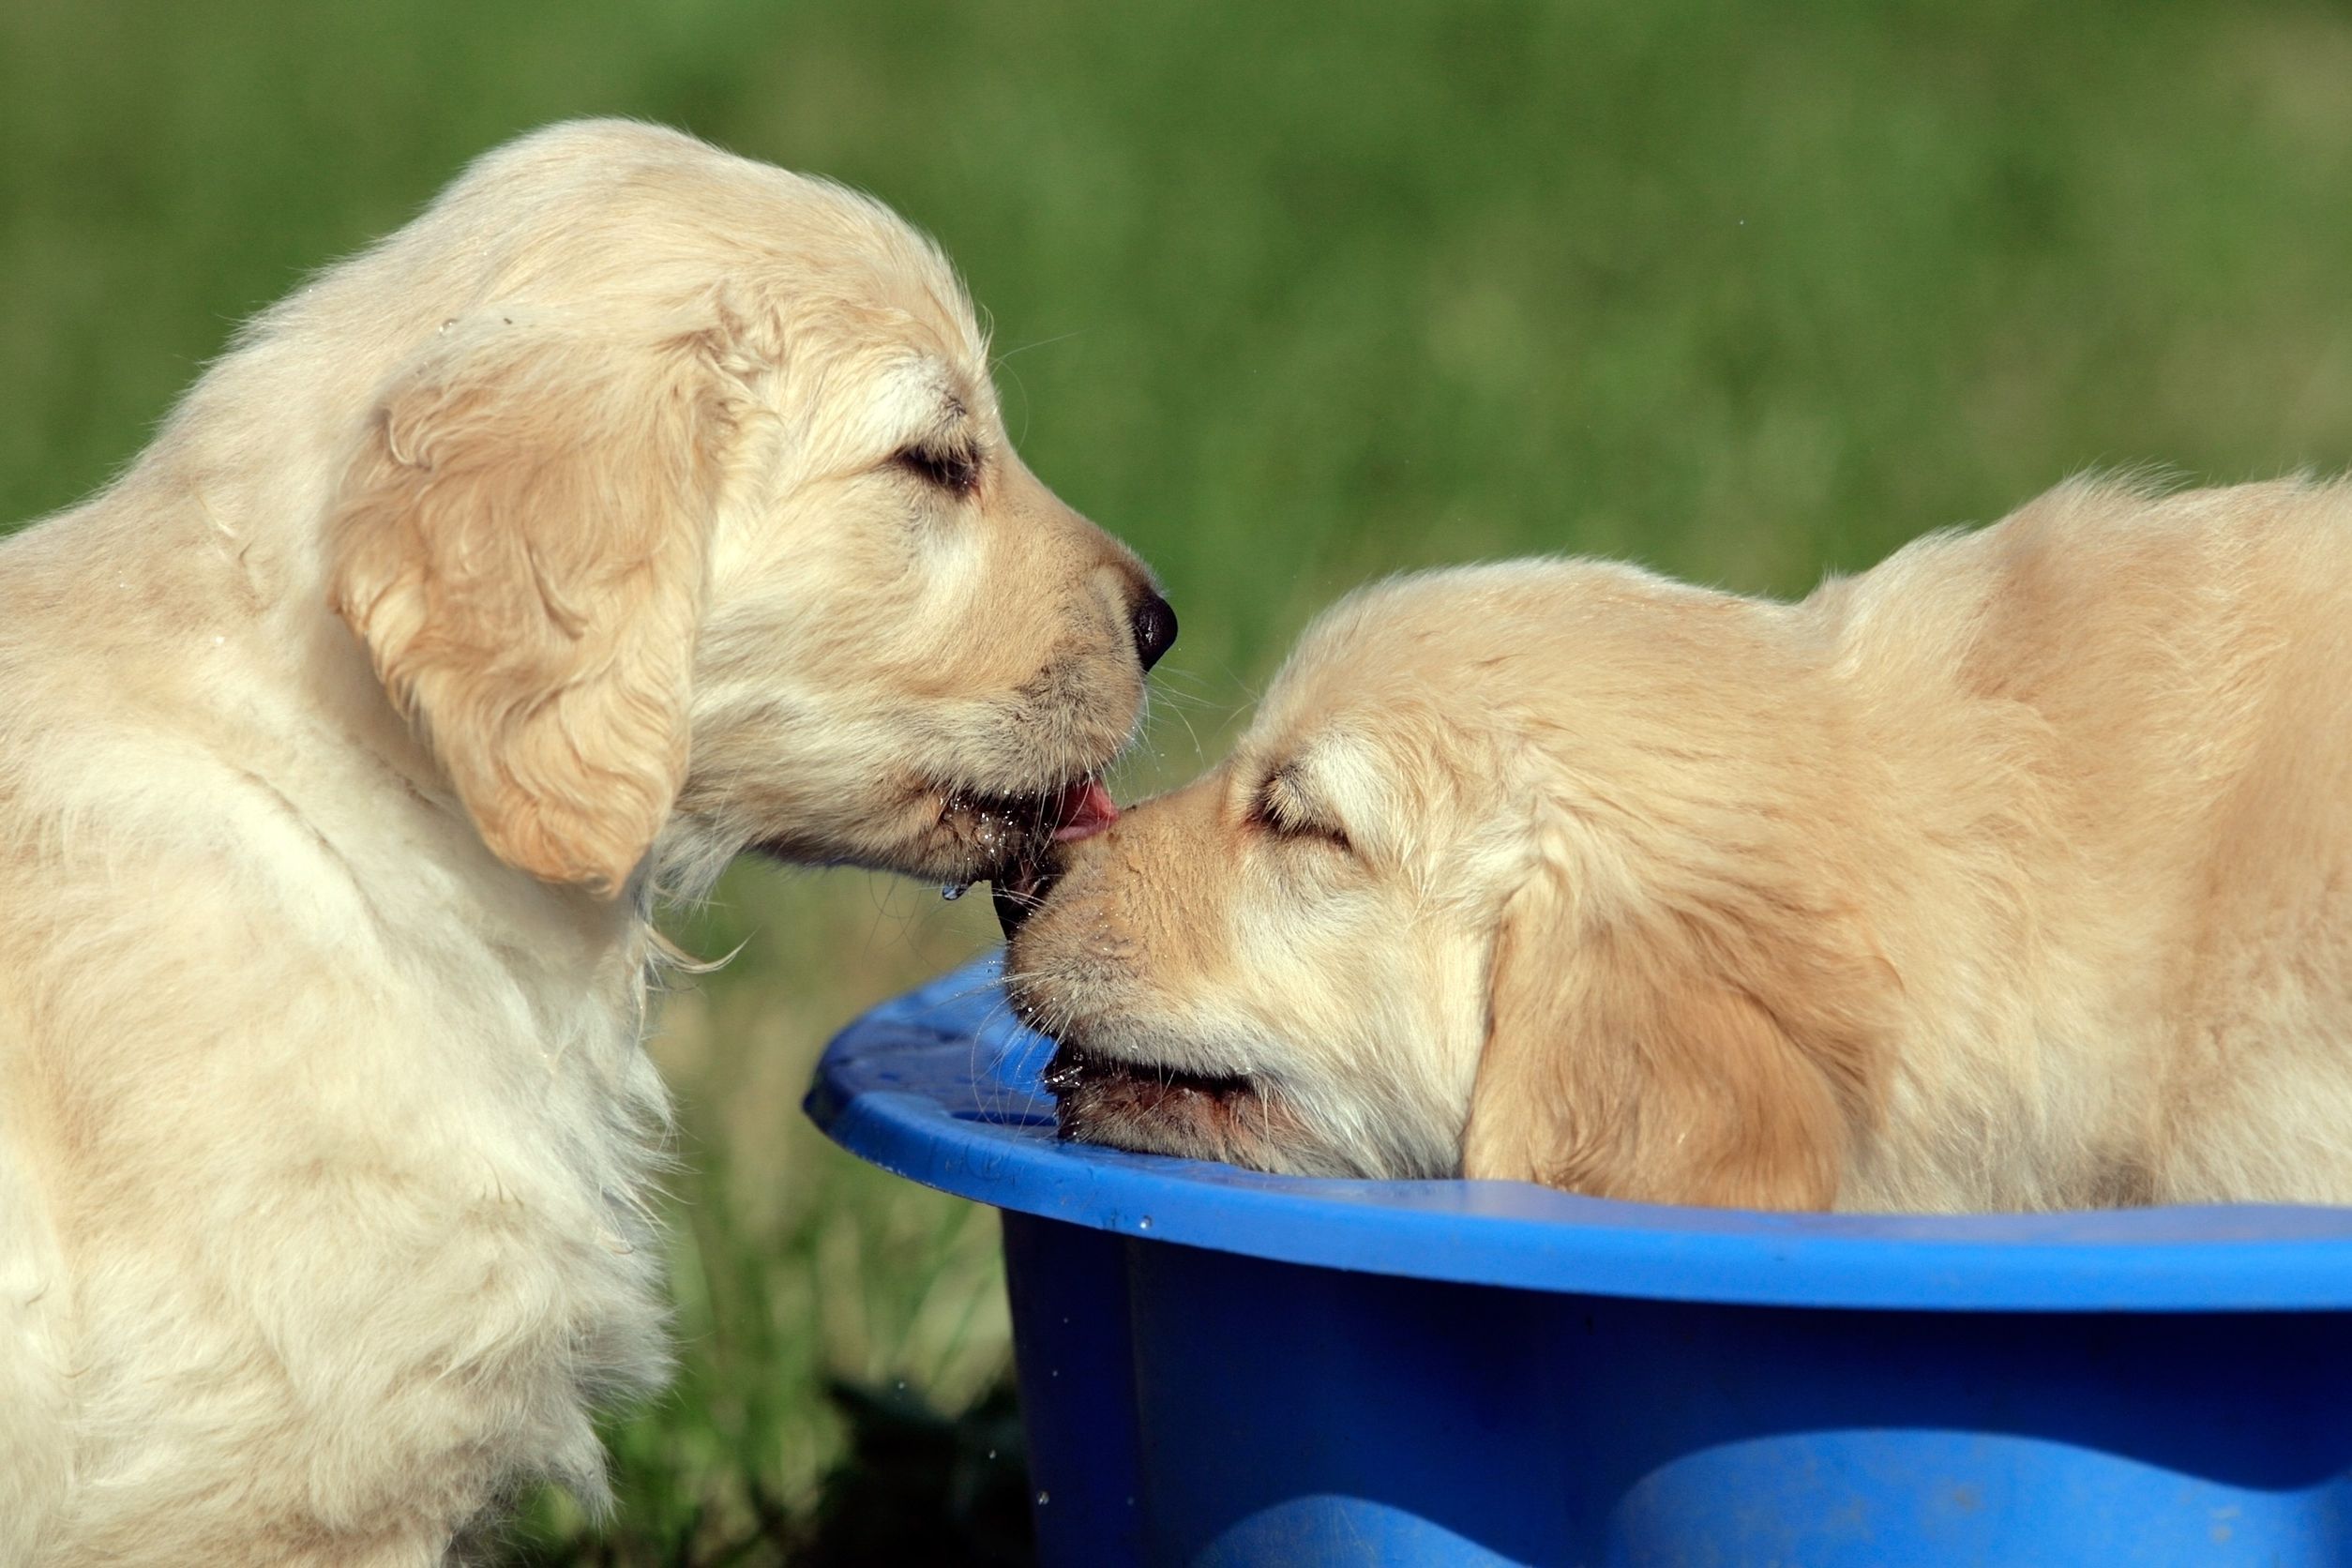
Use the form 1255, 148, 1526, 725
0, 121, 1168, 1564
1008, 478, 2352, 1215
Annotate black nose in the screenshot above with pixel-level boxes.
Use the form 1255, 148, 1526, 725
1131, 592, 1178, 671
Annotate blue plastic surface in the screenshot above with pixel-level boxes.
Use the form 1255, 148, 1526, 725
807, 956, 2352, 1566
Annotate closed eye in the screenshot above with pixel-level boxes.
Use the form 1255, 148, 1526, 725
1246, 771, 1352, 852
895, 443, 981, 498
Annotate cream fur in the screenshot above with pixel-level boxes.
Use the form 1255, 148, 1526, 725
0, 120, 1160, 1564
1010, 477, 2352, 1214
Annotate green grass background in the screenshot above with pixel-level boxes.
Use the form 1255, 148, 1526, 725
9, 2, 2352, 1560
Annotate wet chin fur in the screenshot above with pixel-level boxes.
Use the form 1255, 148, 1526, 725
1043, 1041, 1341, 1175
745, 773, 1111, 884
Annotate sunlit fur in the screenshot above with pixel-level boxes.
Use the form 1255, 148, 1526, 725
1012, 476, 2352, 1214
0, 121, 1155, 1565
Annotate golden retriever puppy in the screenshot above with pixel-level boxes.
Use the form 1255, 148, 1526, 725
1007, 477, 2352, 1216
0, 121, 1168, 1565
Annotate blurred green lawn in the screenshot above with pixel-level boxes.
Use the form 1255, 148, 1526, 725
9, 2, 2352, 1560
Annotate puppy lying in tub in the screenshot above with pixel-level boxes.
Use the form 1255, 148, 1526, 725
1003, 477, 2352, 1212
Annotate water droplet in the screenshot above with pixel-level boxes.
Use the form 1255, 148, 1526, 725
1035, 1490, 1051, 1506
941, 882, 967, 901
1138, 1214, 1153, 1230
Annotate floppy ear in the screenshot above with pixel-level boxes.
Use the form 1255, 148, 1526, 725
1459, 859, 1886, 1210
328, 311, 741, 896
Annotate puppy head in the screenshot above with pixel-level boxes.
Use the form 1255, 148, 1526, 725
326, 122, 1167, 898
1006, 562, 1891, 1206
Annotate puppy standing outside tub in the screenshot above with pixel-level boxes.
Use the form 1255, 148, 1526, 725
0, 121, 1170, 1564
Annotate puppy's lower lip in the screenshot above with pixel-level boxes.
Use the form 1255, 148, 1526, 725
1042, 1043, 1264, 1150
1041, 1041, 1254, 1101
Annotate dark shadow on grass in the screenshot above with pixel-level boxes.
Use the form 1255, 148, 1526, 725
492, 1378, 1034, 1568
792, 1379, 1033, 1568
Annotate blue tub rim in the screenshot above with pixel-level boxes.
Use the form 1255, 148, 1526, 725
805, 954, 2352, 1312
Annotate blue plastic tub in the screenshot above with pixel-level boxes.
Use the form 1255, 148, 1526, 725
806, 956, 2352, 1567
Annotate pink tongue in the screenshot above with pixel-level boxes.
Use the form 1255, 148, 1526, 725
1053, 778, 1120, 842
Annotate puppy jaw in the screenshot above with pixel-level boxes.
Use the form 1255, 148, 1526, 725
1004, 788, 1279, 1171
1006, 756, 1485, 1181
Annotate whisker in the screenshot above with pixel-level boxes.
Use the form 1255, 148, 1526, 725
991, 328, 1085, 365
